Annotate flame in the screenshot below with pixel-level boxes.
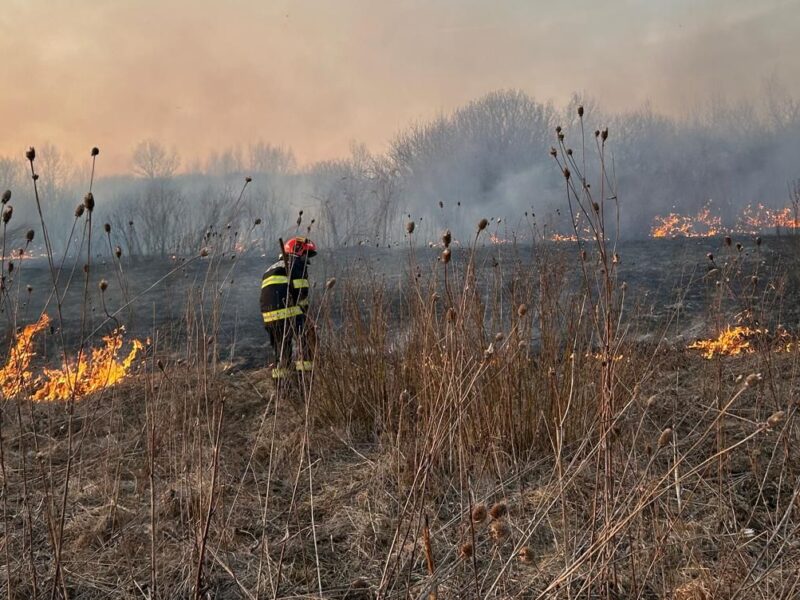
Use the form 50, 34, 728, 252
32, 329, 143, 401
489, 232, 512, 245
0, 315, 51, 397
688, 326, 796, 359
651, 204, 722, 238
738, 204, 800, 233
688, 326, 757, 358
549, 233, 579, 242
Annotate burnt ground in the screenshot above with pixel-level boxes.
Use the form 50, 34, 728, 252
2, 234, 799, 369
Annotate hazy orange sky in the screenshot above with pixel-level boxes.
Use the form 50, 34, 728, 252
1, 0, 799, 173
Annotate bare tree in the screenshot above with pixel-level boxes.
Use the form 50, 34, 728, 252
132, 139, 181, 179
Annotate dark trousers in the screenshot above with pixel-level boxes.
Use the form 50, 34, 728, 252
266, 315, 310, 371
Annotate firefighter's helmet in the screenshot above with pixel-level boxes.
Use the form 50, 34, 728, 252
283, 236, 317, 258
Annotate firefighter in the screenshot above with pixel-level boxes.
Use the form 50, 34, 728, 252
260, 236, 316, 379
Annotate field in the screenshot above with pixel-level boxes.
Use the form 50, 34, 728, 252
1, 221, 800, 599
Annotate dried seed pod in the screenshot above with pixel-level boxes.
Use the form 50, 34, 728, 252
406, 221, 415, 234
471, 503, 487, 523
489, 520, 510, 544
601, 127, 609, 141
459, 542, 473, 559
25, 229, 34, 243
245, 176, 252, 183
26, 284, 32, 293
563, 167, 571, 180
518, 546, 535, 564
254, 218, 262, 225
114, 245, 122, 258
200, 247, 209, 257
489, 502, 507, 520
517, 304, 528, 317
2, 205, 12, 224
25, 147, 35, 161
577, 105, 584, 118
549, 147, 557, 157
442, 229, 452, 247
91, 147, 100, 156
441, 248, 451, 264
1, 190, 10, 204
99, 279, 108, 292
75, 204, 85, 218
767, 411, 785, 428
478, 218, 489, 231
745, 373, 762, 387
104, 223, 111, 233
326, 277, 336, 289
83, 192, 95, 212
657, 427, 673, 449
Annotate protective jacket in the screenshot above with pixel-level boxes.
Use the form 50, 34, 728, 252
260, 257, 310, 324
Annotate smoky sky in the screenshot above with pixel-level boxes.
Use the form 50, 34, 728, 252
1, 0, 799, 173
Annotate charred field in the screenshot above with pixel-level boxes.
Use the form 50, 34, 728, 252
1, 226, 800, 599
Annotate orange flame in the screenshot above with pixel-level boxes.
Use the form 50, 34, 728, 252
688, 326, 757, 359
738, 204, 800, 233
32, 329, 143, 401
688, 326, 796, 359
0, 315, 51, 397
651, 205, 722, 238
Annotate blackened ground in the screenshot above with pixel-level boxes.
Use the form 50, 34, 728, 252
2, 234, 799, 368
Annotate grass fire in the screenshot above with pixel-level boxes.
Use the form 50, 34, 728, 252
2, 3, 800, 598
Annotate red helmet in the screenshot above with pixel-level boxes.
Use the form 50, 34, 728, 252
284, 236, 317, 258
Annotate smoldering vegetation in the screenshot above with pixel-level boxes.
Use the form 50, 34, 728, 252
2, 85, 800, 257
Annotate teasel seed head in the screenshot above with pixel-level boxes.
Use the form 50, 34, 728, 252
25, 147, 35, 162
592, 201, 600, 212
471, 503, 487, 523
83, 192, 95, 212
438, 200, 443, 209
25, 229, 34, 243
26, 284, 32, 293
601, 127, 609, 141
104, 222, 111, 233
91, 147, 99, 157
518, 546, 535, 564
442, 229, 451, 247
75, 204, 85, 218
767, 410, 785, 429
99, 279, 108, 292
326, 277, 336, 289
478, 218, 489, 231
441, 248, 451, 264
736, 242, 743, 252
517, 303, 527, 317
489, 520, 510, 544
657, 427, 673, 449
489, 502, 507, 520
200, 247, 209, 257
459, 541, 473, 559
406, 221, 415, 234
254, 217, 262, 226
745, 372, 762, 387
114, 245, 122, 258
549, 147, 557, 157
594, 129, 600, 137
555, 125, 562, 134
245, 176, 252, 183
447, 307, 456, 322
7, 262, 13, 273
563, 167, 571, 180
32, 173, 39, 181
2, 205, 12, 224
1, 190, 10, 204
157, 359, 165, 371
577, 105, 584, 118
